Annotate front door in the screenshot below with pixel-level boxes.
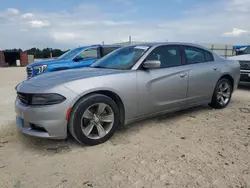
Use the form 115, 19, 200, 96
136, 45, 189, 117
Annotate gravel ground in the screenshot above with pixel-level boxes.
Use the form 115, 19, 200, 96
0, 67, 249, 188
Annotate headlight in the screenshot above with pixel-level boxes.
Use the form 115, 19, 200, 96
31, 93, 66, 105
33, 65, 47, 74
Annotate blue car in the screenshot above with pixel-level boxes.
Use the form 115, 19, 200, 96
26, 44, 121, 79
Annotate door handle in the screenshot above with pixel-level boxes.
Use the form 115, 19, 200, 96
213, 67, 219, 71
180, 72, 187, 78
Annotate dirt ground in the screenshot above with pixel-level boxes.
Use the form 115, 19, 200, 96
0, 67, 249, 188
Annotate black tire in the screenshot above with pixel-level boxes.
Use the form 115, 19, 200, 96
68, 94, 120, 146
210, 78, 233, 109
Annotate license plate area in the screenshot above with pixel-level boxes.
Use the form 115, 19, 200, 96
16, 116, 24, 127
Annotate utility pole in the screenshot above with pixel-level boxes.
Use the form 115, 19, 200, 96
129, 36, 131, 44
50, 48, 53, 58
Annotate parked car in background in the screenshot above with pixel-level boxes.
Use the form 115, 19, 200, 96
15, 42, 240, 146
233, 45, 249, 55
228, 45, 250, 83
26, 45, 121, 79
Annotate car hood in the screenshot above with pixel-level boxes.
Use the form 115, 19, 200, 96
23, 68, 126, 87
29, 59, 71, 67
227, 54, 250, 61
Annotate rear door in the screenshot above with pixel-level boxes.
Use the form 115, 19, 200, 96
137, 45, 189, 116
182, 45, 221, 105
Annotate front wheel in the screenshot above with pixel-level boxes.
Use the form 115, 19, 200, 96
68, 94, 120, 146
210, 78, 232, 109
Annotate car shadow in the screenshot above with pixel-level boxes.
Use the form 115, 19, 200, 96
113, 105, 212, 144
16, 132, 80, 154
13, 105, 212, 154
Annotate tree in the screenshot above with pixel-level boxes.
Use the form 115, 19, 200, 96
3, 48, 22, 52
3, 47, 67, 58
25, 48, 66, 58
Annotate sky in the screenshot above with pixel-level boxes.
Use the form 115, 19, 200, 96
0, 0, 250, 50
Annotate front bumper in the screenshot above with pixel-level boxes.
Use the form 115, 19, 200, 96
15, 99, 68, 139
240, 71, 250, 83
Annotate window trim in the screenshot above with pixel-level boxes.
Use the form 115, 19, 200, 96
181, 45, 215, 65
139, 44, 185, 70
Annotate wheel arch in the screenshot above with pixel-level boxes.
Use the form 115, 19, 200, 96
209, 73, 234, 109
69, 90, 125, 126
219, 73, 234, 89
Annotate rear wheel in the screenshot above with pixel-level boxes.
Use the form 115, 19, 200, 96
210, 78, 232, 109
69, 94, 120, 146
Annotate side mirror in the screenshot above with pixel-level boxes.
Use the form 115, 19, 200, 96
143, 60, 161, 69
74, 55, 84, 62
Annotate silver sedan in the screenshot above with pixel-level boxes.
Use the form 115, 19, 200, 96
15, 42, 240, 145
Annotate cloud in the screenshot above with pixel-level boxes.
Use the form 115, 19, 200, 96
28, 20, 50, 28
1, 0, 250, 49
20, 28, 29, 32
51, 32, 88, 43
223, 28, 249, 37
21, 13, 33, 19
7, 8, 19, 15
102, 20, 134, 26
227, 0, 250, 12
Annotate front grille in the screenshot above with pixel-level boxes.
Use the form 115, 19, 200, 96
240, 74, 250, 82
239, 61, 250, 70
26, 66, 33, 79
17, 92, 31, 106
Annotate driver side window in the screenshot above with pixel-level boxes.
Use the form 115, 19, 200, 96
146, 45, 182, 68
78, 48, 98, 59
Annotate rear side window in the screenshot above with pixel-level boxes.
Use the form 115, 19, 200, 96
101, 47, 119, 57
184, 46, 214, 64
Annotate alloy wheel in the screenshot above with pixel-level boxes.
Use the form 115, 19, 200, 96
80, 103, 114, 139
217, 81, 231, 106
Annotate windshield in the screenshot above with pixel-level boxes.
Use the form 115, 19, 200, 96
91, 45, 150, 70
242, 46, 250, 55
57, 47, 85, 60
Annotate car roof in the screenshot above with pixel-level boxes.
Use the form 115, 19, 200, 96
127, 42, 206, 47
75, 42, 213, 53
126, 42, 214, 53
75, 44, 122, 49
